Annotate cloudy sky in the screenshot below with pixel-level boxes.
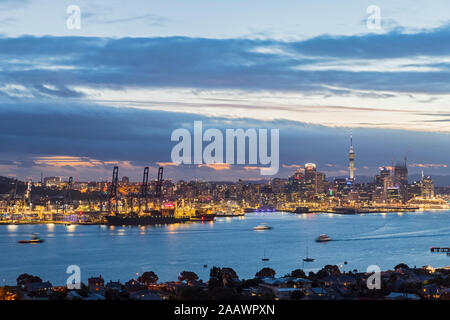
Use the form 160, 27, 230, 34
0, 0, 449, 182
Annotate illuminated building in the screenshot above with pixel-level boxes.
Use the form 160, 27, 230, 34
304, 163, 326, 198
293, 168, 305, 181
44, 176, 61, 188
375, 167, 391, 187
408, 180, 422, 199
421, 173, 434, 199
288, 163, 326, 200
386, 187, 401, 201
394, 158, 409, 203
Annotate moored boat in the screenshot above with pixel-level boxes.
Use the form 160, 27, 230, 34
253, 223, 272, 231
316, 234, 331, 242
18, 233, 44, 244
303, 247, 315, 262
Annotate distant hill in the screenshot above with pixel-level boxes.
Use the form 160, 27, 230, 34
409, 174, 450, 187
0, 176, 26, 195
329, 175, 450, 187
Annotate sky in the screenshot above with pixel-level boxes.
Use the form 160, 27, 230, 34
0, 0, 449, 182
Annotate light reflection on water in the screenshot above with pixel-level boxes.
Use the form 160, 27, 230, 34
1, 211, 449, 285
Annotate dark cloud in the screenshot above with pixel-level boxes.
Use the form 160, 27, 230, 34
290, 23, 450, 59
2, 27, 450, 96
1, 27, 450, 180
0, 102, 448, 180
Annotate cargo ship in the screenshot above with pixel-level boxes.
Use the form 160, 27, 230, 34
332, 207, 357, 214
294, 207, 309, 214
105, 209, 189, 226
190, 208, 216, 221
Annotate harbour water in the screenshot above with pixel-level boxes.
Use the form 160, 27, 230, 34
1, 211, 449, 285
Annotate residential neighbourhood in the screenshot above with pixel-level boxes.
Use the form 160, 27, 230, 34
1, 264, 449, 300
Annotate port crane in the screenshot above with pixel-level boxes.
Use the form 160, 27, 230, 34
138, 166, 149, 212
108, 166, 119, 214
25, 178, 32, 213
106, 165, 163, 215
63, 177, 73, 214
155, 166, 163, 199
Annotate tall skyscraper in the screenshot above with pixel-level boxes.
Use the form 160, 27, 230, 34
394, 157, 409, 202
421, 171, 434, 199
349, 134, 355, 181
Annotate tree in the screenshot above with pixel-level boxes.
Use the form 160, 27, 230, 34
178, 271, 199, 282
209, 267, 223, 289
255, 268, 276, 279
76, 283, 90, 298
316, 265, 341, 278
49, 290, 67, 300
16, 273, 42, 286
138, 271, 159, 285
208, 287, 241, 300
104, 288, 122, 300
290, 269, 306, 278
221, 268, 238, 280
177, 286, 207, 300
260, 291, 275, 300
240, 278, 261, 289
394, 263, 409, 270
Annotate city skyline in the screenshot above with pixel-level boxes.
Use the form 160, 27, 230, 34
1, 1, 449, 180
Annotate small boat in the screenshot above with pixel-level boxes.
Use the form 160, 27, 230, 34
261, 249, 270, 261
253, 224, 272, 231
315, 234, 331, 242
18, 233, 45, 244
303, 247, 315, 262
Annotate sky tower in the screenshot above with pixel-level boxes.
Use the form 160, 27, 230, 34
349, 133, 355, 180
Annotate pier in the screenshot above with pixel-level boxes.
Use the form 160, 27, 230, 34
430, 247, 450, 253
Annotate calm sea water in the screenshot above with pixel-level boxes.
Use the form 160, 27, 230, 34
1, 211, 449, 285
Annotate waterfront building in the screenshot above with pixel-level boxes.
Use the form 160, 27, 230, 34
408, 180, 422, 199
88, 275, 105, 293
44, 176, 61, 188
386, 186, 401, 202
421, 173, 435, 199
394, 159, 409, 203
375, 167, 391, 187
291, 163, 326, 200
